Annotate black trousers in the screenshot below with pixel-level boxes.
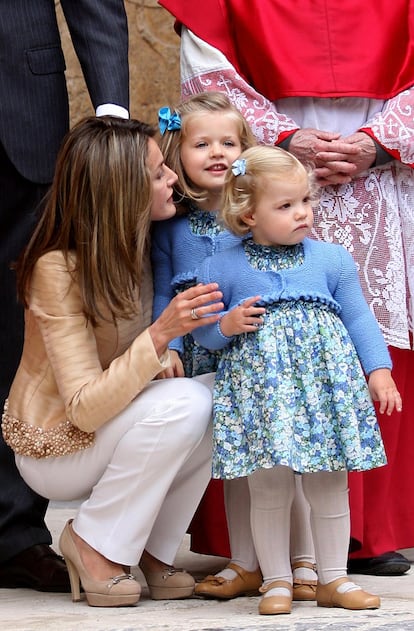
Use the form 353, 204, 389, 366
0, 142, 51, 561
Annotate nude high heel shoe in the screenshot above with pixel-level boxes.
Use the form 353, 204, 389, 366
59, 520, 141, 607
139, 549, 195, 600
144, 565, 195, 600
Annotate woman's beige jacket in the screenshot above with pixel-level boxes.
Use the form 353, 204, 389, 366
2, 251, 169, 458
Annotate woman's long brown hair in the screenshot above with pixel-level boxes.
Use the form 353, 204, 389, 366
16, 116, 156, 326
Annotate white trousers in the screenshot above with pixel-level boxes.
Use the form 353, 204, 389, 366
16, 376, 214, 566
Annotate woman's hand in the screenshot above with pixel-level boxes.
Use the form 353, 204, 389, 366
155, 350, 184, 379
149, 283, 223, 358
219, 296, 265, 337
368, 368, 402, 415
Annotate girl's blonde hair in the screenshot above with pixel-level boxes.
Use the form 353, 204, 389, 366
16, 116, 156, 326
221, 145, 318, 236
159, 91, 256, 211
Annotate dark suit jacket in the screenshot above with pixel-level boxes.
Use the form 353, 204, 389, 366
0, 0, 129, 184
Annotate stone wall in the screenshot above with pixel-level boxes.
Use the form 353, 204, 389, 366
56, 0, 181, 126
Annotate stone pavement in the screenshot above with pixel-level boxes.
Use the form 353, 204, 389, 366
1, 502, 413, 631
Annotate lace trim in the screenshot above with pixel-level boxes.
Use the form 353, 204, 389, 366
2, 400, 95, 459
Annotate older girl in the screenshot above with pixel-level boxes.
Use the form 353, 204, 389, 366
152, 94, 318, 602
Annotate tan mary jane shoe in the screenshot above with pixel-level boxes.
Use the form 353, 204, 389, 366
316, 577, 380, 609
194, 563, 262, 599
292, 561, 317, 601
258, 580, 292, 615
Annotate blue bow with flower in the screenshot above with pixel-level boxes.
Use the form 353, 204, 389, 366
231, 158, 246, 176
158, 107, 181, 135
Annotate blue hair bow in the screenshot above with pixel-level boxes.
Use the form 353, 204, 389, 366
231, 158, 246, 176
158, 107, 181, 135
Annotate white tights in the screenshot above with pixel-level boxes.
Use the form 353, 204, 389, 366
248, 466, 349, 585
222, 472, 316, 577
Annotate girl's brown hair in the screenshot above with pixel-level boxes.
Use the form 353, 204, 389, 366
159, 91, 256, 212
221, 145, 319, 236
16, 116, 156, 326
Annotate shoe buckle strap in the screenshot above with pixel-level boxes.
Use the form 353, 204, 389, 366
291, 561, 317, 572
109, 573, 135, 586
162, 566, 184, 580
293, 578, 318, 587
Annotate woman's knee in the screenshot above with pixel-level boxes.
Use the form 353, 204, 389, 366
156, 377, 213, 445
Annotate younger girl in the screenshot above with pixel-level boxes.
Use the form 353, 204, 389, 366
193, 145, 402, 615
152, 92, 318, 601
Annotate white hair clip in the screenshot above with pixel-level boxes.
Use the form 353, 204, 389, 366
231, 158, 246, 176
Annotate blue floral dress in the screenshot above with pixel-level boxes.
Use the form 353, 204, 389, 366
178, 207, 225, 377
212, 239, 387, 479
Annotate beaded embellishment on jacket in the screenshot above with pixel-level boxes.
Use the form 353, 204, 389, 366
2, 399, 95, 459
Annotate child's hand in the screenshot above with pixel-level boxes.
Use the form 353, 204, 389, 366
368, 368, 402, 415
219, 296, 265, 337
155, 350, 185, 379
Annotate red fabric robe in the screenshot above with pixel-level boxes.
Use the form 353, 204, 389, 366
160, 0, 414, 99
160, 0, 414, 560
